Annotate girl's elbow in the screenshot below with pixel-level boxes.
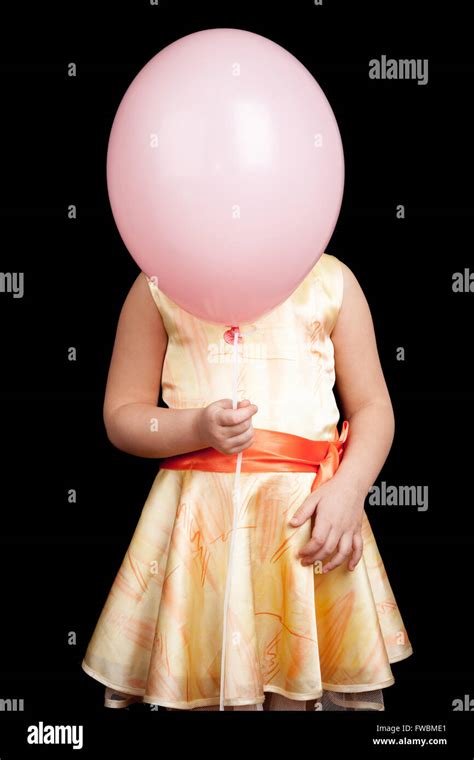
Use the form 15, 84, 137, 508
103, 407, 125, 451
381, 398, 395, 443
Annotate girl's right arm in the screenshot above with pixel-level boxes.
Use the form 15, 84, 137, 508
103, 272, 258, 459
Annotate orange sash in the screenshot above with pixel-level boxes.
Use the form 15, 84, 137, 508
159, 420, 349, 492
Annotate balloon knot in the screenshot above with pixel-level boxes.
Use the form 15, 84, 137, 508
223, 326, 243, 344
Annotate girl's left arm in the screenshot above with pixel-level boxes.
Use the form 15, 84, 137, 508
290, 261, 395, 572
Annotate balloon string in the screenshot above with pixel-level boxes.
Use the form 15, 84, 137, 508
219, 326, 243, 711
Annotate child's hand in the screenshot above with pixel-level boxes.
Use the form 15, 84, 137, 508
289, 476, 364, 572
198, 399, 258, 455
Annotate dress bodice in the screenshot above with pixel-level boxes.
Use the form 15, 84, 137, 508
146, 252, 343, 441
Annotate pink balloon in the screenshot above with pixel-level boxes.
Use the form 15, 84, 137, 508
107, 28, 344, 326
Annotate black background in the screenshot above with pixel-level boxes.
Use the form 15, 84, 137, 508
0, 0, 472, 755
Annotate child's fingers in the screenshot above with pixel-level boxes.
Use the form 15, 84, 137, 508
223, 418, 254, 437
212, 398, 239, 411
304, 526, 339, 563
348, 533, 363, 571
213, 398, 251, 410
297, 518, 332, 562
321, 532, 353, 572
226, 427, 255, 453
214, 398, 251, 409
219, 403, 258, 426
289, 493, 319, 527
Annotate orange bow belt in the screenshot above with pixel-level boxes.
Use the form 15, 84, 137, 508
159, 420, 349, 492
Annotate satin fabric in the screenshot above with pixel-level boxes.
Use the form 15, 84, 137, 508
159, 420, 349, 492
81, 253, 413, 709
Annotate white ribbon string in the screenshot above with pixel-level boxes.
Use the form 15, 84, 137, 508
219, 327, 243, 711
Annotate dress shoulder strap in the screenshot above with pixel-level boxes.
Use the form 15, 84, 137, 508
311, 253, 344, 335
143, 273, 175, 334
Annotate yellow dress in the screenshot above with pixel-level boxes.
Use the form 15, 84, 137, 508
81, 252, 413, 710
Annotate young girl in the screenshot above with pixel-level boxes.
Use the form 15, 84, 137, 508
81, 252, 413, 712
